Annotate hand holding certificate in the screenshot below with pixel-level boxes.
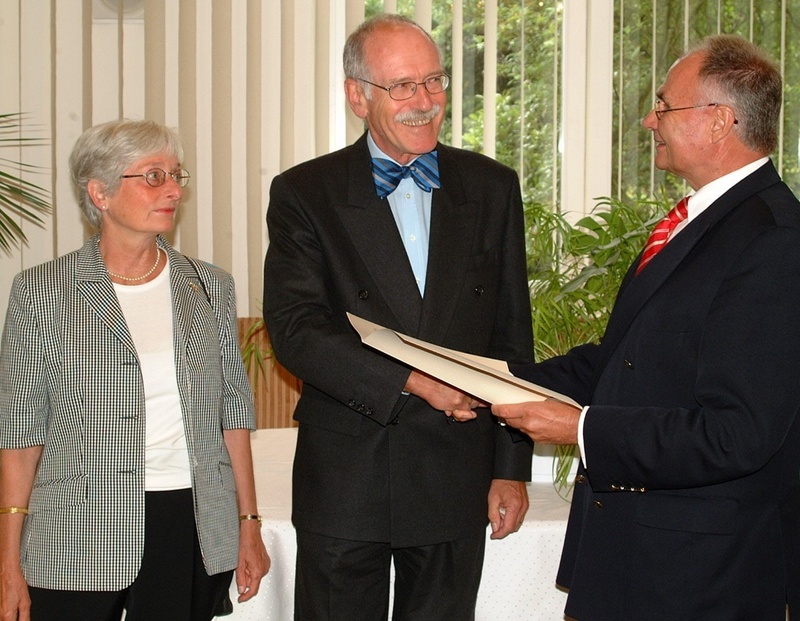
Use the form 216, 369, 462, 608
347, 313, 581, 408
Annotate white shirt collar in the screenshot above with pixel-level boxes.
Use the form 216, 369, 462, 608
366, 132, 425, 166
684, 157, 770, 222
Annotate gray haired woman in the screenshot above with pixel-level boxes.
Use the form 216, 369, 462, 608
0, 119, 269, 621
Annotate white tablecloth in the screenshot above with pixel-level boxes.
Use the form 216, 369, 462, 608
223, 428, 570, 621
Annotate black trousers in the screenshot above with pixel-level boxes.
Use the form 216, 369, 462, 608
28, 489, 233, 621
295, 529, 486, 621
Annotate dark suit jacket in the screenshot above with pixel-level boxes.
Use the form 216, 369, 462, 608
263, 134, 533, 547
513, 160, 800, 620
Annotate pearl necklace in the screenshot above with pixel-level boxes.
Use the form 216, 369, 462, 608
107, 248, 162, 282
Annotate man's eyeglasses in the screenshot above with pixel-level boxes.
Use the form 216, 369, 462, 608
653, 101, 738, 124
357, 74, 450, 101
653, 102, 720, 120
121, 168, 191, 188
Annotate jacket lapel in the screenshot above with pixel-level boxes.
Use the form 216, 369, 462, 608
335, 139, 479, 340
75, 235, 137, 356
336, 135, 423, 334
418, 145, 475, 343
167, 246, 207, 368
75, 236, 206, 417
597, 161, 783, 369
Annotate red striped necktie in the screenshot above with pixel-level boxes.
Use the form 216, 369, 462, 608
636, 196, 689, 275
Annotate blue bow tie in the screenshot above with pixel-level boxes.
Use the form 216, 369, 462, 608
370, 151, 440, 198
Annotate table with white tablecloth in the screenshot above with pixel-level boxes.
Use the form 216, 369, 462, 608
223, 428, 571, 621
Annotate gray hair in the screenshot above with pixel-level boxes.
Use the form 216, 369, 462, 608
343, 14, 442, 98
69, 118, 184, 229
690, 34, 782, 154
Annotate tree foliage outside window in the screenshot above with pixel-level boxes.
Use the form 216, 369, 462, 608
365, 0, 800, 206
366, 0, 562, 207
614, 1, 800, 202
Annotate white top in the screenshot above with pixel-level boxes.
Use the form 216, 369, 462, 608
113, 251, 192, 490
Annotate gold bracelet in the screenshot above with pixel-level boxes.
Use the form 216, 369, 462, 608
238, 514, 262, 523
0, 507, 29, 515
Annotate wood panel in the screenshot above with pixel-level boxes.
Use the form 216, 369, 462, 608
238, 317, 300, 429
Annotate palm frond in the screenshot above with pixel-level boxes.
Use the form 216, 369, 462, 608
240, 318, 273, 389
0, 113, 52, 250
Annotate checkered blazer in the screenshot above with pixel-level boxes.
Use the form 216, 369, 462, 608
0, 234, 255, 590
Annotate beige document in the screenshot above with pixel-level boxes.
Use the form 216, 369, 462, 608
348, 313, 581, 407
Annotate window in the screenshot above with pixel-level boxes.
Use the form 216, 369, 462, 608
365, 1, 800, 211
366, 0, 563, 207
615, 1, 800, 200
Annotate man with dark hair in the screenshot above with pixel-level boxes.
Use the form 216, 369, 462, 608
494, 34, 800, 620
263, 14, 534, 620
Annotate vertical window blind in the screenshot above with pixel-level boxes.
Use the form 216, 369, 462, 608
1, 0, 797, 327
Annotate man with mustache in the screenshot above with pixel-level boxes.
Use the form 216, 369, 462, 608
263, 13, 534, 621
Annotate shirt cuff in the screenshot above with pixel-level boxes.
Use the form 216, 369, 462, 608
577, 405, 590, 469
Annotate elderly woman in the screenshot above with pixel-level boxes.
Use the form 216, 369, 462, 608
0, 119, 269, 621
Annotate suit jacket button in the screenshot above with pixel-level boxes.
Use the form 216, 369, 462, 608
358, 289, 369, 300
474, 285, 484, 296
593, 500, 604, 509
624, 359, 634, 369
390, 416, 400, 425
575, 474, 587, 484
348, 399, 357, 407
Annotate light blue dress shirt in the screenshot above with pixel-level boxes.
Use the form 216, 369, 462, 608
367, 133, 432, 296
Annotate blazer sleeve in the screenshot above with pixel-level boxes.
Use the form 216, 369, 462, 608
215, 270, 256, 431
510, 342, 602, 407
0, 273, 50, 448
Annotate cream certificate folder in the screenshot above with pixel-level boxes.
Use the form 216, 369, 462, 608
347, 313, 580, 407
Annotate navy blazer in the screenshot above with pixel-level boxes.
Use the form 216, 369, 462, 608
513, 160, 800, 620
263, 134, 534, 547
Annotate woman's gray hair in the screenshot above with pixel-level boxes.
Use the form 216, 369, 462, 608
69, 118, 184, 229
343, 14, 442, 98
690, 34, 782, 154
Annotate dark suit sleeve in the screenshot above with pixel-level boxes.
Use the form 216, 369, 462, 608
484, 168, 536, 480
263, 171, 413, 428
510, 342, 601, 407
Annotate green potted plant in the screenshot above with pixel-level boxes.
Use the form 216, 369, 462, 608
0, 113, 51, 250
240, 316, 273, 388
525, 195, 669, 495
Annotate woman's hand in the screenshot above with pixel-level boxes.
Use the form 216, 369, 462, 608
234, 521, 271, 602
223, 429, 271, 602
0, 562, 31, 621
0, 447, 41, 621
